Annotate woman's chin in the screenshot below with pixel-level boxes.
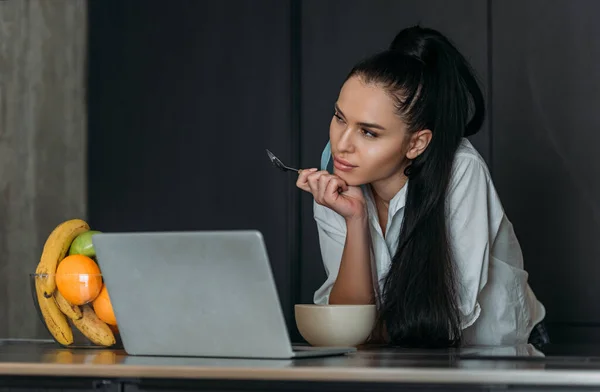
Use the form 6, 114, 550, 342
333, 170, 365, 187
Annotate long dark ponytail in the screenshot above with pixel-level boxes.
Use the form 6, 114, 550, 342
346, 26, 485, 347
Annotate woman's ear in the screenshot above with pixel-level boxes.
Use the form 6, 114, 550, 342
406, 129, 432, 159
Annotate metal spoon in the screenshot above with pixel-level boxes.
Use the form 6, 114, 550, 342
265, 149, 299, 173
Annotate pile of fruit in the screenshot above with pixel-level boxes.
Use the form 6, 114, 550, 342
34, 219, 118, 347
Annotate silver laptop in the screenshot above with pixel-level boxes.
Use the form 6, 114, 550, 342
92, 230, 356, 359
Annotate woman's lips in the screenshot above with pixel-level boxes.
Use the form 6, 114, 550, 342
333, 157, 357, 172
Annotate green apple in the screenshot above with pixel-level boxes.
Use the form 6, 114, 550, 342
68, 230, 102, 258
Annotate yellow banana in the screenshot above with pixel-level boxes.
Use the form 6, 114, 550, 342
54, 290, 82, 320
72, 305, 116, 347
35, 279, 74, 346
35, 219, 90, 298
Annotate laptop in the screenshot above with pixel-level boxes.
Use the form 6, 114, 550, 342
92, 230, 356, 359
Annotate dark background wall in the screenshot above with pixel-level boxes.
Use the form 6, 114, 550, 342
87, 0, 600, 344
0, 0, 87, 339
491, 0, 600, 343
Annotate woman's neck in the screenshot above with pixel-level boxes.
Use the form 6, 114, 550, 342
369, 173, 409, 205
369, 173, 408, 238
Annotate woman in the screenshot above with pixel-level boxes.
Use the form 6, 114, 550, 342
296, 26, 547, 348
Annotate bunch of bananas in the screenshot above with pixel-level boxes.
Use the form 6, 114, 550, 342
34, 219, 116, 347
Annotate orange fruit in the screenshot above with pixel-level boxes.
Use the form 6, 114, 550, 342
93, 285, 117, 326
55, 254, 103, 305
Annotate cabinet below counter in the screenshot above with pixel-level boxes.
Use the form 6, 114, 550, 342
1, 339, 600, 391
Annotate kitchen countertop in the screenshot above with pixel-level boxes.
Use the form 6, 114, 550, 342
2, 339, 600, 387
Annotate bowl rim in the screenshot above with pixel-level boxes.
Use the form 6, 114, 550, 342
294, 304, 376, 309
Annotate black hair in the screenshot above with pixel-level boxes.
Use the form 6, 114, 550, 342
346, 25, 485, 347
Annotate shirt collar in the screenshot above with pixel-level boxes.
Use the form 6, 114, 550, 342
361, 180, 409, 219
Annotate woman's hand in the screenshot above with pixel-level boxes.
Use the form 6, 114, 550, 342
296, 169, 366, 220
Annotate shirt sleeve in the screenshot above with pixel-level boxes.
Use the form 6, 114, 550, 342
446, 155, 502, 330
312, 200, 347, 305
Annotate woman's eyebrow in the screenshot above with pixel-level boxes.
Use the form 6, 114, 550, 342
335, 103, 386, 130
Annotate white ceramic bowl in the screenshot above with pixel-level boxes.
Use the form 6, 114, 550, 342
294, 304, 377, 347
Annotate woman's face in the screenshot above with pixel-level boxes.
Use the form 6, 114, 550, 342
329, 76, 411, 188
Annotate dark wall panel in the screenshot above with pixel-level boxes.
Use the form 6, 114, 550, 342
87, 0, 600, 345
492, 0, 600, 331
299, 0, 490, 305
87, 0, 297, 332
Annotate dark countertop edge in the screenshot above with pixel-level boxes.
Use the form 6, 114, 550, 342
0, 364, 599, 386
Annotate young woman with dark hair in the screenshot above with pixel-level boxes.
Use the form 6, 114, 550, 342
296, 26, 547, 348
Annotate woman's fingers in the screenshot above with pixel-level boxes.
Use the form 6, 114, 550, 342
324, 176, 348, 204
296, 168, 318, 192
317, 174, 331, 203
307, 170, 327, 196
297, 169, 350, 209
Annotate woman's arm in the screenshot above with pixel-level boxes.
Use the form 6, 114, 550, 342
329, 215, 375, 304
297, 169, 374, 305
312, 202, 374, 305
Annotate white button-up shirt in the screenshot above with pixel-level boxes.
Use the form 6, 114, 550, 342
312, 138, 546, 346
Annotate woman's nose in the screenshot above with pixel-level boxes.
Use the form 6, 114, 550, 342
336, 128, 354, 153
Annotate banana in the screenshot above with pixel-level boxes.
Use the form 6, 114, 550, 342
54, 290, 82, 320
35, 219, 90, 298
35, 278, 74, 346
72, 305, 116, 347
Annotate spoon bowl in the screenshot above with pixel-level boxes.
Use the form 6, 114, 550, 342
265, 149, 299, 173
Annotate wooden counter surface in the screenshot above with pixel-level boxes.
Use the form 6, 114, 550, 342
1, 339, 600, 387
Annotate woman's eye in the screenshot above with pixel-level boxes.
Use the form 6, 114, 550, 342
361, 129, 377, 138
